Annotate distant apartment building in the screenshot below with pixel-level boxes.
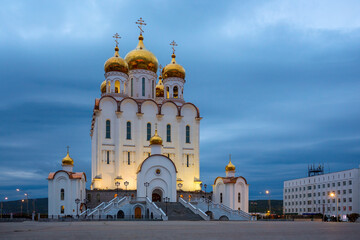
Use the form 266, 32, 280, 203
283, 166, 359, 220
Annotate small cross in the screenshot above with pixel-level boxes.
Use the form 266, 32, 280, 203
155, 123, 158, 130
229, 154, 231, 161
159, 64, 163, 75
135, 17, 147, 35
66, 146, 70, 154
170, 40, 178, 54
113, 33, 121, 47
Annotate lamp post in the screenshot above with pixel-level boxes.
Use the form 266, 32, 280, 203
200, 183, 203, 196
163, 197, 170, 215
265, 190, 271, 215
1, 197, 8, 218
124, 181, 129, 196
21, 199, 24, 216
177, 183, 183, 200
330, 192, 338, 222
17, 189, 29, 216
115, 181, 120, 197
144, 182, 150, 198
75, 198, 80, 218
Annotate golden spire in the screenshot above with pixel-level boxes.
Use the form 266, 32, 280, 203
225, 154, 235, 171
62, 146, 74, 166
150, 123, 163, 145
135, 17, 147, 36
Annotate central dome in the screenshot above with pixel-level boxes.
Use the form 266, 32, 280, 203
125, 35, 158, 73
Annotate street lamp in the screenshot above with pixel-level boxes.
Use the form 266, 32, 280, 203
124, 181, 129, 196
21, 199, 24, 216
330, 192, 338, 222
265, 190, 271, 215
1, 197, 8, 218
163, 197, 170, 215
115, 181, 120, 197
177, 183, 183, 200
204, 184, 209, 212
144, 182, 150, 198
75, 198, 80, 218
17, 189, 29, 216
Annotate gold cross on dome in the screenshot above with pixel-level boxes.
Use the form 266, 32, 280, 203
155, 123, 158, 130
170, 40, 178, 54
113, 33, 121, 47
66, 146, 70, 154
135, 17, 147, 35
159, 64, 163, 75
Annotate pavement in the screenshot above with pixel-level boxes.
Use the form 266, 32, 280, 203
0, 221, 359, 240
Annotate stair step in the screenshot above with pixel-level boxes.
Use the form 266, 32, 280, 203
155, 202, 203, 221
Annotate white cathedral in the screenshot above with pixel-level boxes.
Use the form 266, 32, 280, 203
48, 19, 251, 221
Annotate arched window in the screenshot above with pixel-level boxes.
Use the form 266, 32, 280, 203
166, 87, 170, 98
126, 121, 131, 140
60, 205, 65, 214
60, 189, 64, 200
238, 193, 241, 203
173, 86, 178, 98
186, 154, 189, 167
142, 77, 145, 96
106, 120, 111, 139
106, 151, 110, 164
166, 124, 171, 142
147, 123, 151, 141
186, 125, 190, 143
131, 78, 133, 97
96, 193, 100, 203
220, 193, 223, 203
127, 152, 131, 165
115, 80, 120, 93
107, 81, 111, 93
152, 80, 154, 98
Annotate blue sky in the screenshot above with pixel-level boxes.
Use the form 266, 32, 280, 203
1, 0, 360, 201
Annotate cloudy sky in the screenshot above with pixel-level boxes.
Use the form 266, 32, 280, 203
1, 0, 360, 201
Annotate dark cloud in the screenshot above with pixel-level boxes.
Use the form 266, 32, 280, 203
1, 0, 360, 201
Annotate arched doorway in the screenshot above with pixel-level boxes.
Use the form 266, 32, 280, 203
117, 210, 124, 219
135, 207, 142, 219
152, 189, 163, 202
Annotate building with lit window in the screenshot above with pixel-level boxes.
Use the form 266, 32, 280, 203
283, 166, 360, 220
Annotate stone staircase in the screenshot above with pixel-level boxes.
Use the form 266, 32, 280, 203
155, 202, 204, 221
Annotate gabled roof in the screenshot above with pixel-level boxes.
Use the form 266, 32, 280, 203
48, 170, 87, 182
214, 176, 248, 185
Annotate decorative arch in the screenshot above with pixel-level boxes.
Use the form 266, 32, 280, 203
136, 154, 178, 173
119, 97, 140, 113
180, 102, 200, 118
159, 100, 180, 116
139, 99, 160, 115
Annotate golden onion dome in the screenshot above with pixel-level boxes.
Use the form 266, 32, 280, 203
125, 35, 158, 73
104, 46, 129, 74
62, 151, 74, 166
100, 80, 106, 93
156, 75, 164, 97
150, 129, 163, 145
225, 160, 235, 171
162, 54, 185, 80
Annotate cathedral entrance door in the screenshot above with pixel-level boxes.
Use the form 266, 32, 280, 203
134, 207, 141, 219
152, 189, 163, 202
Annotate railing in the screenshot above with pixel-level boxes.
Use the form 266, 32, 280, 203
103, 196, 127, 213
179, 198, 210, 220
145, 197, 168, 220
88, 202, 105, 216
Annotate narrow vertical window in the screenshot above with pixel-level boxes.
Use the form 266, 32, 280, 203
186, 155, 189, 167
60, 189, 64, 200
173, 86, 178, 98
186, 125, 190, 143
152, 80, 154, 98
167, 153, 170, 158
166, 124, 171, 142
238, 193, 241, 203
220, 193, 223, 203
142, 77, 145, 96
128, 152, 131, 165
131, 78, 133, 97
60, 205, 64, 214
126, 121, 131, 140
166, 87, 170, 98
106, 151, 110, 164
147, 123, 151, 141
96, 194, 100, 203
106, 120, 111, 139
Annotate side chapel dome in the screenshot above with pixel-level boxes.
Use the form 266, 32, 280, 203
162, 54, 185, 80
104, 46, 129, 74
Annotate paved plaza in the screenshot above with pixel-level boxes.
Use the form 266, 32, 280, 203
0, 221, 359, 240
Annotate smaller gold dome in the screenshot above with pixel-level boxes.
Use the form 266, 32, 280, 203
162, 54, 185, 79
100, 80, 106, 93
125, 35, 159, 73
156, 75, 164, 97
150, 129, 163, 145
62, 152, 74, 166
104, 46, 129, 74
225, 160, 235, 171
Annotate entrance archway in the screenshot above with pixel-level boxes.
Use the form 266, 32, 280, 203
152, 189, 163, 202
117, 210, 124, 219
135, 207, 142, 219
